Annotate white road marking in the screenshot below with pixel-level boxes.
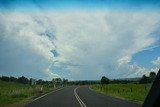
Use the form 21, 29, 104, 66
32, 87, 64, 102
88, 86, 93, 91
74, 87, 87, 107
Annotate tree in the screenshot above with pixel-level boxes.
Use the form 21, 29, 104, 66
1, 76, 10, 82
18, 76, 29, 84
149, 72, 156, 82
37, 79, 44, 85
139, 75, 149, 84
10, 76, 18, 82
55, 78, 62, 84
62, 78, 68, 85
52, 78, 62, 86
139, 72, 157, 84
101, 76, 110, 85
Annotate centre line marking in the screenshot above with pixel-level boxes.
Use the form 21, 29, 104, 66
74, 87, 87, 107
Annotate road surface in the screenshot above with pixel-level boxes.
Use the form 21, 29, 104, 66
25, 85, 141, 107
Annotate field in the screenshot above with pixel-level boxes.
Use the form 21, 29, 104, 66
0, 80, 60, 107
91, 83, 152, 103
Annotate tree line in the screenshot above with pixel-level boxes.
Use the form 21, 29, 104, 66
139, 72, 156, 84
0, 71, 156, 85
100, 71, 157, 85
0, 76, 69, 85
0, 76, 99, 85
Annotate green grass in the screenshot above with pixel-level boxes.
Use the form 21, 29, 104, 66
91, 83, 152, 103
0, 80, 60, 107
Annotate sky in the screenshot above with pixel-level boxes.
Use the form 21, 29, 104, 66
0, 0, 160, 80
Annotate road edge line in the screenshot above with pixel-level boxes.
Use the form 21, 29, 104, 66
32, 87, 65, 102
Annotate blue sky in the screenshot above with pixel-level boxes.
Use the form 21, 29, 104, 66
132, 46, 160, 69
0, 0, 160, 80
1, 0, 160, 11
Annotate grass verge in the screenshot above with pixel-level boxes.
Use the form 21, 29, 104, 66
90, 83, 152, 104
0, 80, 62, 107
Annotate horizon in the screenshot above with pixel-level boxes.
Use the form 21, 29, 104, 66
0, 0, 160, 80
0, 75, 143, 82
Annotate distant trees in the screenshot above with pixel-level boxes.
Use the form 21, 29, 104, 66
139, 72, 157, 84
36, 79, 44, 85
10, 76, 18, 82
0, 76, 70, 86
62, 78, 68, 86
149, 72, 156, 82
0, 71, 157, 86
100, 71, 157, 85
139, 75, 149, 84
101, 76, 110, 85
0, 75, 100, 86
18, 76, 29, 84
110, 79, 136, 84
0, 76, 46, 85
67, 80, 100, 85
52, 78, 62, 85
0, 76, 10, 82
55, 78, 62, 84
0, 76, 29, 84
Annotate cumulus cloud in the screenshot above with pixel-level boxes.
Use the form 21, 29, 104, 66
0, 12, 59, 80
0, 10, 160, 80
48, 11, 160, 79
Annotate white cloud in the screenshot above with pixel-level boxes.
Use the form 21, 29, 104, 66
151, 57, 160, 74
0, 10, 160, 80
151, 67, 159, 73
152, 57, 160, 67
0, 12, 59, 80
48, 11, 160, 79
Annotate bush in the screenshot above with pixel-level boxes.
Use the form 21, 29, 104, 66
101, 76, 110, 85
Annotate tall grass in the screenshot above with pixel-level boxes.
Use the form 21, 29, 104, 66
0, 80, 59, 106
91, 83, 151, 103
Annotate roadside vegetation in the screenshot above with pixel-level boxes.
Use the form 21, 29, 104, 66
0, 76, 67, 107
0, 71, 157, 106
91, 83, 151, 103
91, 72, 156, 103
0, 75, 99, 107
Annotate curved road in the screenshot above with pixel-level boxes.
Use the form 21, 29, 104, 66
25, 86, 141, 107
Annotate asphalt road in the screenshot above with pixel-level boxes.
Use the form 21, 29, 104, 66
25, 85, 141, 107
